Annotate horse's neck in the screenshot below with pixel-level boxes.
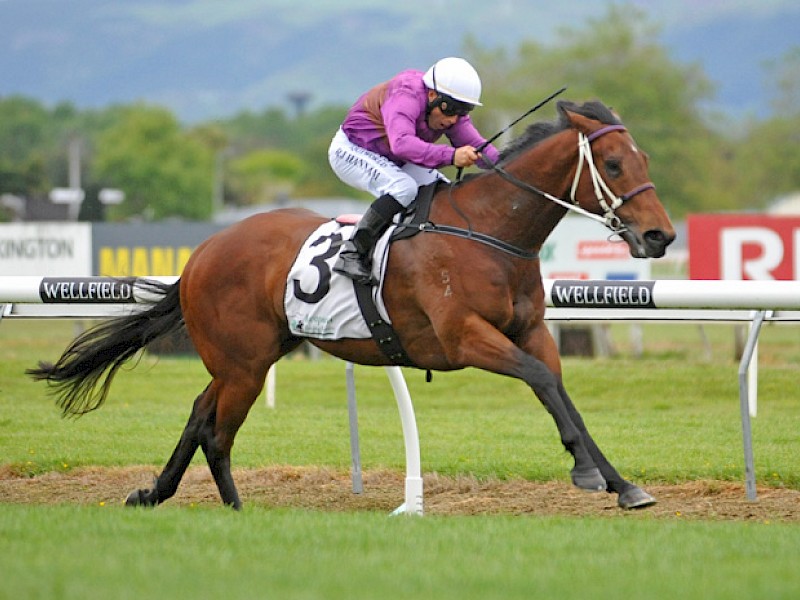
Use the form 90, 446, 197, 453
446, 131, 578, 251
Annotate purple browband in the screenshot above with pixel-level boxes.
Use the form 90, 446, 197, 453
586, 124, 627, 142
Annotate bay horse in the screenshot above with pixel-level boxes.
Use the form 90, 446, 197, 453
28, 100, 675, 511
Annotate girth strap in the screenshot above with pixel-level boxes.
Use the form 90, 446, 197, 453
352, 280, 415, 367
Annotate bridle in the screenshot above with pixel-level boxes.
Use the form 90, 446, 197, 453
485, 124, 655, 237
404, 122, 656, 261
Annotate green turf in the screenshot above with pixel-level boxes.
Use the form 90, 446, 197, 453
2, 319, 799, 600
1, 320, 798, 486
2, 504, 800, 600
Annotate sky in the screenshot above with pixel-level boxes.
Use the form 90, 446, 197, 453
0, 0, 798, 121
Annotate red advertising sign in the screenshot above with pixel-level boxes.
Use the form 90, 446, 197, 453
688, 214, 800, 280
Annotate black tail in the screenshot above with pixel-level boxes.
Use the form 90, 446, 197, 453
26, 279, 184, 417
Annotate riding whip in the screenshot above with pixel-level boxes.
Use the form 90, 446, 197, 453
456, 85, 567, 182
476, 85, 567, 152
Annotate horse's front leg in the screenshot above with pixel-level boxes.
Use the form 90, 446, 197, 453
442, 318, 605, 492
524, 323, 656, 509
556, 381, 656, 509
515, 353, 607, 491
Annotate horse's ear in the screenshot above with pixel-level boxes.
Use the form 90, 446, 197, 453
562, 110, 597, 136
557, 101, 600, 135
556, 100, 575, 120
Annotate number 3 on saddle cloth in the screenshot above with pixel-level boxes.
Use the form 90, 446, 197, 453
285, 183, 442, 366
284, 217, 414, 366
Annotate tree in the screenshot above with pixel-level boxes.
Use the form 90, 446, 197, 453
731, 47, 800, 208
91, 105, 215, 220
768, 46, 800, 116
466, 6, 727, 218
0, 96, 52, 197
227, 149, 306, 205
2, 14, 796, 223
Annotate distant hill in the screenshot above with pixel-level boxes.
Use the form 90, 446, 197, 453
1, 1, 798, 122
662, 7, 800, 117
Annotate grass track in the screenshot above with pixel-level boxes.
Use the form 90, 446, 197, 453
2, 319, 799, 599
3, 504, 800, 600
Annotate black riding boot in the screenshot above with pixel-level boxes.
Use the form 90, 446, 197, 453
334, 195, 403, 285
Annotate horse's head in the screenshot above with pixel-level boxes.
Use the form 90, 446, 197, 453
559, 101, 675, 258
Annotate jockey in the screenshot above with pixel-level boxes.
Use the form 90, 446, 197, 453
328, 56, 501, 284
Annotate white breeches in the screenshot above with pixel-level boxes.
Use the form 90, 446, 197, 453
328, 128, 447, 207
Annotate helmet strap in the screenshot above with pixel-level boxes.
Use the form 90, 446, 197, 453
426, 94, 444, 117
425, 63, 442, 116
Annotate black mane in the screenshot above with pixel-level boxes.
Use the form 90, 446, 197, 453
498, 100, 622, 163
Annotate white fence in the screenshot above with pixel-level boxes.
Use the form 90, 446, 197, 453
2, 276, 799, 510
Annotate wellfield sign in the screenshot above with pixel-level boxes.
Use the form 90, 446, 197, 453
688, 214, 800, 280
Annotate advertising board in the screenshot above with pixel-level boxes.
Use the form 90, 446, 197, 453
541, 217, 650, 280
92, 223, 222, 276
0, 216, 654, 281
0, 223, 92, 275
688, 214, 800, 280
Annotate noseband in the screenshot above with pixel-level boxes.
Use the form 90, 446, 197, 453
487, 124, 655, 236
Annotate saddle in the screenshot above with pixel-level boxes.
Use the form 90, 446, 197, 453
389, 180, 440, 241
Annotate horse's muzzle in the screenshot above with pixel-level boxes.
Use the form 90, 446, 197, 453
623, 228, 675, 259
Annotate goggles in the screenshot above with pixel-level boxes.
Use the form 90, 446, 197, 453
437, 95, 474, 117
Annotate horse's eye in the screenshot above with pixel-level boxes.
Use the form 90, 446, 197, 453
604, 159, 622, 178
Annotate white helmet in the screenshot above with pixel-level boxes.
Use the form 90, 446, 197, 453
423, 57, 483, 106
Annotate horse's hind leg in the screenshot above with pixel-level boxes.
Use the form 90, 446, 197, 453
125, 386, 210, 507
125, 367, 269, 510
196, 372, 270, 509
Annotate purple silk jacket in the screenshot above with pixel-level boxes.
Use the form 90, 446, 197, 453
341, 69, 500, 169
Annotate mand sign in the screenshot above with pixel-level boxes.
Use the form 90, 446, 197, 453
688, 214, 800, 280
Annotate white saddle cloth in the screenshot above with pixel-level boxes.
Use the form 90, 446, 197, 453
284, 220, 394, 340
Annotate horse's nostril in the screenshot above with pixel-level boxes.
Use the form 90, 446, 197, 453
644, 230, 673, 247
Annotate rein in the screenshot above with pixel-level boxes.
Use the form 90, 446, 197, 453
393, 184, 539, 260
412, 221, 539, 260
487, 124, 655, 235
398, 122, 654, 260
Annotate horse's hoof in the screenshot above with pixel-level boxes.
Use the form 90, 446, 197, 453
618, 487, 657, 510
124, 488, 157, 507
570, 467, 606, 492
